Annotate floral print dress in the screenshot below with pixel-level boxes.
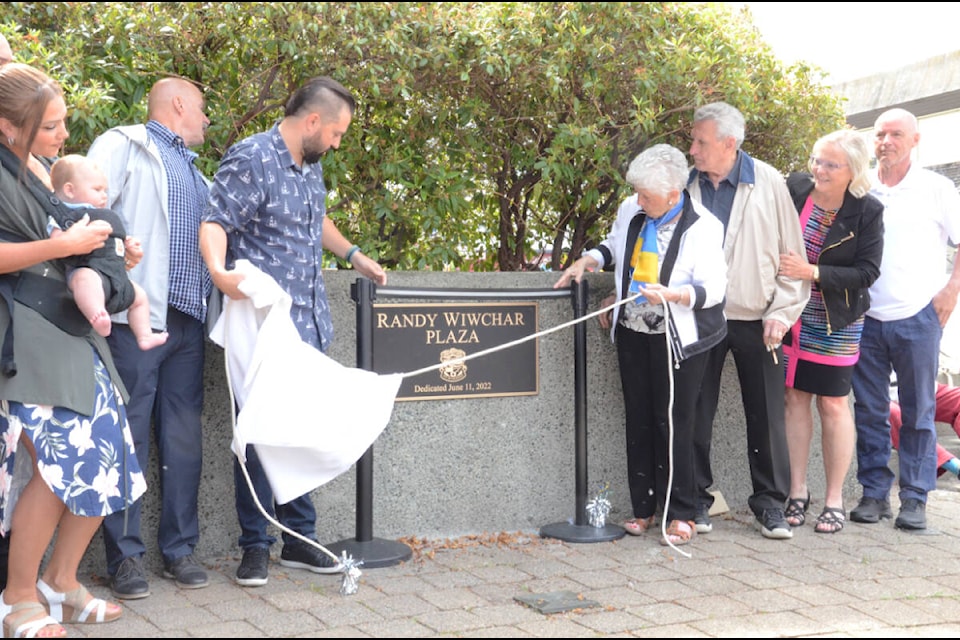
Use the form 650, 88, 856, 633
0, 346, 146, 535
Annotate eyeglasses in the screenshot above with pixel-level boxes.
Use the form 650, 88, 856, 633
809, 157, 848, 172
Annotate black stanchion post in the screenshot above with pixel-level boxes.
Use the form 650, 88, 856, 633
354, 278, 375, 542
326, 278, 412, 567
573, 277, 589, 526
540, 279, 625, 542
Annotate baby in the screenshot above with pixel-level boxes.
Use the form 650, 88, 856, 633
49, 154, 167, 350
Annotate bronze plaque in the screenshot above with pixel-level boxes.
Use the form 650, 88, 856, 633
371, 302, 539, 401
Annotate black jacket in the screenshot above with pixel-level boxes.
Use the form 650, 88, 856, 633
786, 173, 884, 333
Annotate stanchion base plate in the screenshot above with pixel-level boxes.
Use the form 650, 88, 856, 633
539, 521, 625, 543
325, 537, 412, 569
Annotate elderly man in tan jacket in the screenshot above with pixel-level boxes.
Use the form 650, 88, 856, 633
686, 102, 810, 540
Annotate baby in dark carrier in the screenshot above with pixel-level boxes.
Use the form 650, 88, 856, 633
49, 154, 167, 350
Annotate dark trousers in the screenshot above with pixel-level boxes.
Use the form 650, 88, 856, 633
693, 319, 791, 515
617, 326, 707, 523
234, 444, 317, 550
102, 308, 206, 573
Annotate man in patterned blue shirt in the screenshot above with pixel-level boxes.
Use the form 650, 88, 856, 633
200, 76, 386, 587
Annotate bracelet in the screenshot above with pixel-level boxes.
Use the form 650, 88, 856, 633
345, 245, 360, 263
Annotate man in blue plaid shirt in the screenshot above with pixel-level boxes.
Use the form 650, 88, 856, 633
88, 76, 214, 599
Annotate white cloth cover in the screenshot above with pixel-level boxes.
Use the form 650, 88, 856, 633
209, 260, 402, 504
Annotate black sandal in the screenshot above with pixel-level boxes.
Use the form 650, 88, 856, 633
814, 507, 846, 534
785, 493, 810, 527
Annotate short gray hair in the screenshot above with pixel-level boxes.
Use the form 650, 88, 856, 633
625, 144, 690, 196
694, 102, 745, 149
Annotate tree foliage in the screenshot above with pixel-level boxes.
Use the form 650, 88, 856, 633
0, 2, 846, 270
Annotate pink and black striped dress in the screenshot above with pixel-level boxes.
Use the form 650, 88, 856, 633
783, 197, 864, 396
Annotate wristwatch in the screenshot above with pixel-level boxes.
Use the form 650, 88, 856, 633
812, 266, 820, 282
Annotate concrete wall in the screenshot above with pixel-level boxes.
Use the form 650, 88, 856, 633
80, 270, 845, 575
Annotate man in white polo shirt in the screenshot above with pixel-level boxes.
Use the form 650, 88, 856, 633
850, 108, 960, 530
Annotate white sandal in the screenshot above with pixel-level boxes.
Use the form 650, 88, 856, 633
0, 592, 65, 638
36, 579, 121, 624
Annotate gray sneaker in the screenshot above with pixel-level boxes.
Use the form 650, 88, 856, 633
694, 503, 713, 534
894, 498, 926, 530
850, 496, 893, 523
236, 546, 270, 587
755, 507, 793, 539
280, 541, 341, 575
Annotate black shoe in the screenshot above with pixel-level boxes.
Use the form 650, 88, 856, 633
110, 555, 150, 600
280, 541, 342, 575
694, 503, 713, 534
236, 546, 270, 587
895, 498, 927, 530
850, 496, 893, 523
163, 553, 209, 589
754, 507, 793, 539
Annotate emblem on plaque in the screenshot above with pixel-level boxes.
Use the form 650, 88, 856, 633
438, 347, 468, 382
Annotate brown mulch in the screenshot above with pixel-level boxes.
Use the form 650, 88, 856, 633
397, 530, 562, 562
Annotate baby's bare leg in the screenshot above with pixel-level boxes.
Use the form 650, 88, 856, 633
69, 267, 112, 337
128, 283, 168, 350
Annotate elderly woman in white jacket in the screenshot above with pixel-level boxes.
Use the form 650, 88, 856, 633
555, 144, 727, 546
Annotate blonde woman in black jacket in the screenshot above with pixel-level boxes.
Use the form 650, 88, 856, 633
778, 129, 884, 533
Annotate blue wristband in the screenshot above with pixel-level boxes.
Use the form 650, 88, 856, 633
345, 245, 360, 263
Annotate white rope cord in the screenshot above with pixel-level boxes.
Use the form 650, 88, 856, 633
643, 290, 691, 558
222, 283, 691, 567
400, 289, 646, 378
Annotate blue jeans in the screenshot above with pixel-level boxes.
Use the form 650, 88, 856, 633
102, 308, 205, 573
234, 443, 317, 550
851, 303, 941, 503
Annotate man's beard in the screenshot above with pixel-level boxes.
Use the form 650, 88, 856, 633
303, 137, 327, 165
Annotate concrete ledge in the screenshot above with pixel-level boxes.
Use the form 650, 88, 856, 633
80, 270, 847, 575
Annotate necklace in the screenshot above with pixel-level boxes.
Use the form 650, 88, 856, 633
811, 193, 842, 212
